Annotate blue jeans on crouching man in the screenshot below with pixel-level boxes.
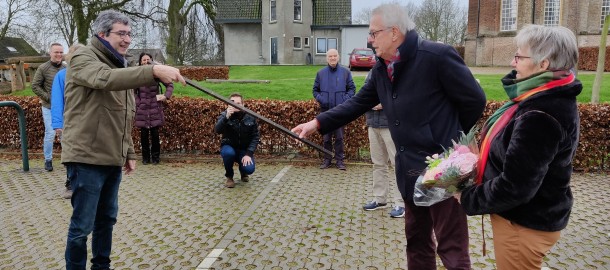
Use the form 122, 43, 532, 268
65, 163, 122, 270
220, 145, 255, 178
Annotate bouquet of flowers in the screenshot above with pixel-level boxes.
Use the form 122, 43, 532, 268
413, 130, 479, 206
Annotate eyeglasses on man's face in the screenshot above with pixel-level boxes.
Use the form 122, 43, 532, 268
109, 31, 133, 39
368, 27, 392, 39
513, 54, 531, 64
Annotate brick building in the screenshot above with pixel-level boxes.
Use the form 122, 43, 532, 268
465, 0, 610, 66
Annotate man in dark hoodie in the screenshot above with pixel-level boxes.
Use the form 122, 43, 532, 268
292, 3, 486, 269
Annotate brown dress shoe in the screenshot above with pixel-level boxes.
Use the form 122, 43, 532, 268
225, 177, 235, 188
241, 175, 250, 182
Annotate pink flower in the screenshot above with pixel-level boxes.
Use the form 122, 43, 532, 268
424, 166, 442, 180
455, 145, 471, 154
451, 152, 478, 174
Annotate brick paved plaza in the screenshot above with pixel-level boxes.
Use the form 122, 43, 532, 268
0, 158, 608, 269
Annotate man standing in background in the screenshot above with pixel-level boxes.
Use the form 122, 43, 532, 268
312, 48, 355, 170
32, 42, 65, 172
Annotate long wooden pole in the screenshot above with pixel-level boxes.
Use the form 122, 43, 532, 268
183, 77, 333, 157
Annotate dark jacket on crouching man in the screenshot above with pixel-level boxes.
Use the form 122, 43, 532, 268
215, 108, 260, 187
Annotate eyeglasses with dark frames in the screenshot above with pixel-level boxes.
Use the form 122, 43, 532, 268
514, 54, 531, 63
109, 31, 133, 39
368, 27, 393, 39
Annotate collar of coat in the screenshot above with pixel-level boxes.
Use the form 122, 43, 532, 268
93, 35, 127, 68
377, 30, 420, 69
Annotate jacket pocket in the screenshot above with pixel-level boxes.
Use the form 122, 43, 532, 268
316, 92, 330, 109
92, 104, 126, 154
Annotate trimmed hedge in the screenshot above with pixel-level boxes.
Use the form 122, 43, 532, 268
578, 47, 610, 72
0, 97, 608, 171
178, 66, 229, 81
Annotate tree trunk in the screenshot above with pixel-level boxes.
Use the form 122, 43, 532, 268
166, 0, 187, 65
592, 15, 609, 104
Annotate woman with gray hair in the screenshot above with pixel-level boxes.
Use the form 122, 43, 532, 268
456, 24, 582, 269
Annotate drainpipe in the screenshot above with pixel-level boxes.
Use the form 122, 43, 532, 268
476, 0, 481, 65
532, 0, 535, 24
476, 0, 480, 37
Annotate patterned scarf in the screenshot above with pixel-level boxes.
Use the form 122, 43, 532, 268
385, 50, 401, 82
475, 70, 575, 185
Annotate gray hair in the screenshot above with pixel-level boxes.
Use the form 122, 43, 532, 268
371, 3, 416, 35
91, 10, 130, 37
515, 24, 578, 70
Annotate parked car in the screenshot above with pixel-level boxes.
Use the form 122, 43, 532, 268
348, 48, 376, 70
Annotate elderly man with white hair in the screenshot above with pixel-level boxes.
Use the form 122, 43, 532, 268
293, 3, 486, 269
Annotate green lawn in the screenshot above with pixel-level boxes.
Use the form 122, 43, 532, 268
6, 65, 610, 103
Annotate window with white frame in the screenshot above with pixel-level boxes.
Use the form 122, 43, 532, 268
294, 37, 302, 49
270, 0, 277, 22
602, 0, 610, 29
500, 0, 517, 31
304, 37, 310, 47
543, 0, 560, 26
294, 0, 302, 21
316, 38, 337, 54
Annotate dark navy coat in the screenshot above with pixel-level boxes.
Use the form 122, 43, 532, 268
317, 30, 486, 200
312, 65, 356, 111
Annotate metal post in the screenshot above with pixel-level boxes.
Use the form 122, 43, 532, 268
0, 101, 29, 171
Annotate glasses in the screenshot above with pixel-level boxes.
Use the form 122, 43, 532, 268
109, 31, 133, 39
368, 27, 392, 39
514, 54, 531, 63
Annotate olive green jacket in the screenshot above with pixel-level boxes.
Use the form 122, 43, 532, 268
32, 60, 65, 108
61, 36, 157, 166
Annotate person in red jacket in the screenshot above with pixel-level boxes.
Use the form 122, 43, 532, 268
135, 53, 174, 165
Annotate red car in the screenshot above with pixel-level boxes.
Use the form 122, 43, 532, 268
348, 48, 376, 70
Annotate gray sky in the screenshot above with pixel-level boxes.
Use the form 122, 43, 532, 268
351, 0, 469, 19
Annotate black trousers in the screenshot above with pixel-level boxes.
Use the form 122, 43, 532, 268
140, 127, 160, 162
322, 126, 344, 161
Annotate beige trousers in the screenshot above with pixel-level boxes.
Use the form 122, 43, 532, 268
368, 127, 403, 207
491, 214, 561, 270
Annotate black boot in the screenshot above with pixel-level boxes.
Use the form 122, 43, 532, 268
319, 159, 331, 169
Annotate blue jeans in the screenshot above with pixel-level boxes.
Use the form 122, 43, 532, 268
65, 163, 122, 270
41, 106, 54, 161
220, 145, 255, 178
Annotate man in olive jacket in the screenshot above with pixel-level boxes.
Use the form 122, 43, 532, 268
61, 10, 185, 270
32, 42, 65, 172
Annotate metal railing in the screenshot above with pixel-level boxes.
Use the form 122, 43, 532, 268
0, 101, 29, 171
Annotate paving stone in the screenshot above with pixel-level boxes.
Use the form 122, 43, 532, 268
0, 160, 609, 269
